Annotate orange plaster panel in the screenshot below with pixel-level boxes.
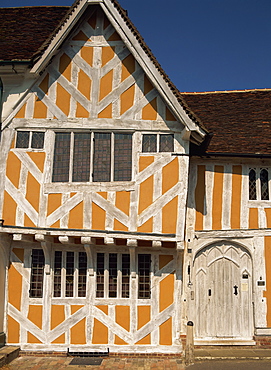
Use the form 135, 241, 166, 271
33, 97, 47, 119
2, 191, 17, 226
137, 217, 153, 233
76, 102, 89, 118
166, 107, 176, 121
96, 305, 108, 315
142, 98, 157, 120
231, 165, 242, 229
47, 194, 62, 216
195, 165, 205, 231
162, 158, 179, 195
136, 334, 151, 345
115, 191, 130, 215
68, 201, 83, 229
81, 46, 93, 66
114, 336, 128, 345
72, 30, 88, 41
137, 306, 150, 330
7, 315, 19, 343
92, 203, 106, 230
24, 214, 36, 227
101, 46, 115, 67
121, 54, 135, 81
59, 54, 72, 81
162, 197, 177, 234
265, 209, 271, 228
120, 85, 135, 115
52, 334, 65, 344
264, 236, 271, 326
51, 305, 65, 330
27, 152, 45, 173
71, 318, 86, 345
159, 317, 172, 345
28, 305, 42, 329
8, 264, 22, 310
71, 305, 84, 314
6, 152, 21, 188
27, 332, 42, 344
15, 103, 26, 118
98, 103, 112, 118
144, 75, 154, 95
26, 172, 40, 212
138, 176, 153, 214
115, 306, 130, 331
159, 255, 173, 270
114, 219, 128, 231
249, 208, 259, 229
99, 70, 113, 101
97, 192, 107, 200
212, 166, 224, 230
39, 73, 49, 94
92, 318, 108, 344
13, 248, 24, 263
56, 83, 70, 116
139, 156, 154, 172
159, 273, 174, 312
78, 69, 91, 100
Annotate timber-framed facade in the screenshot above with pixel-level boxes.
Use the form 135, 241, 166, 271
1, 0, 271, 355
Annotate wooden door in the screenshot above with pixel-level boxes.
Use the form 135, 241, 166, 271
194, 243, 253, 339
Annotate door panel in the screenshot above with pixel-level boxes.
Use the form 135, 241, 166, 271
194, 243, 253, 339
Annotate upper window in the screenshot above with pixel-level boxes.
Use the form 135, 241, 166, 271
52, 132, 132, 183
29, 249, 45, 298
142, 134, 174, 153
249, 168, 269, 201
16, 131, 44, 149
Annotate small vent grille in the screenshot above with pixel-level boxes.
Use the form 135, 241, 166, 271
67, 349, 109, 357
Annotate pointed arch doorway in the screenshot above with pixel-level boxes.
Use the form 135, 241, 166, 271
193, 242, 254, 342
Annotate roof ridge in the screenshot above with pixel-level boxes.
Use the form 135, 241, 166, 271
182, 88, 271, 94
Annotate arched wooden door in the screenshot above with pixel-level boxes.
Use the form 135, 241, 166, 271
194, 243, 253, 340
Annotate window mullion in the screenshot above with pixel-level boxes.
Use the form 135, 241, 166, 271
61, 251, 66, 298
157, 134, 159, 153
104, 253, 109, 298
90, 131, 94, 182
111, 132, 114, 182
117, 253, 122, 298
29, 131, 33, 149
74, 252, 79, 297
69, 132, 74, 182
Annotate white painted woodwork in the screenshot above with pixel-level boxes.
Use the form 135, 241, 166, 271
193, 242, 253, 340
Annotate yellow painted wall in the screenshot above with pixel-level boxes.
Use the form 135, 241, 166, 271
162, 197, 177, 234
249, 208, 259, 229
159, 255, 173, 270
2, 191, 17, 226
28, 305, 42, 328
92, 319, 108, 344
264, 236, 271, 326
159, 274, 174, 312
25, 172, 40, 212
12, 248, 24, 262
137, 217, 153, 233
68, 201, 84, 229
159, 317, 172, 345
120, 85, 135, 115
27, 152, 45, 173
6, 152, 21, 188
115, 306, 130, 345
99, 70, 113, 101
51, 305, 65, 344
138, 176, 153, 214
70, 305, 86, 344
92, 203, 106, 230
162, 158, 178, 195
139, 156, 154, 172
7, 315, 19, 343
265, 209, 271, 228
121, 54, 135, 81
56, 83, 70, 116
8, 264, 22, 310
142, 98, 157, 120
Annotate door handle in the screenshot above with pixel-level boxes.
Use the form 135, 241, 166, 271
234, 285, 238, 295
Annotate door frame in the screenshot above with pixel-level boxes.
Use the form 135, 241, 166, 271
189, 239, 255, 345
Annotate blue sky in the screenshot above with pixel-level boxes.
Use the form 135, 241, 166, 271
2, 0, 271, 92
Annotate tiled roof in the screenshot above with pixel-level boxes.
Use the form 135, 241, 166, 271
181, 90, 271, 156
0, 6, 69, 62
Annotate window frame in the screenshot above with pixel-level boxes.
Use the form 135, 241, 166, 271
52, 130, 133, 183
249, 167, 271, 201
142, 133, 174, 153
15, 130, 45, 150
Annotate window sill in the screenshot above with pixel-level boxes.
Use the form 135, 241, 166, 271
248, 200, 271, 207
44, 181, 136, 193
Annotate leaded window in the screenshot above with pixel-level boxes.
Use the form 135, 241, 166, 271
249, 167, 270, 201
29, 249, 45, 298
249, 169, 257, 200
261, 169, 269, 200
138, 254, 151, 299
52, 131, 132, 182
142, 133, 174, 153
16, 131, 44, 149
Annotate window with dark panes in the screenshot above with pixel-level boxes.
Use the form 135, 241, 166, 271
52, 132, 71, 182
16, 131, 45, 149
72, 133, 91, 182
78, 252, 87, 297
142, 134, 157, 152
138, 254, 151, 299
249, 169, 257, 200
65, 251, 74, 297
159, 134, 174, 152
96, 252, 130, 299
261, 169, 269, 200
53, 251, 62, 297
29, 249, 45, 298
142, 133, 174, 153
93, 133, 111, 182
114, 133, 132, 181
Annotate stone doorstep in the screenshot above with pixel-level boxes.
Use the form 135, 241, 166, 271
0, 346, 20, 367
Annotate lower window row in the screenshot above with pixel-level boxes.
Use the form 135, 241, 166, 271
29, 250, 151, 299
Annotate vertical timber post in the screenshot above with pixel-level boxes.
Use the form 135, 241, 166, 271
185, 321, 194, 365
